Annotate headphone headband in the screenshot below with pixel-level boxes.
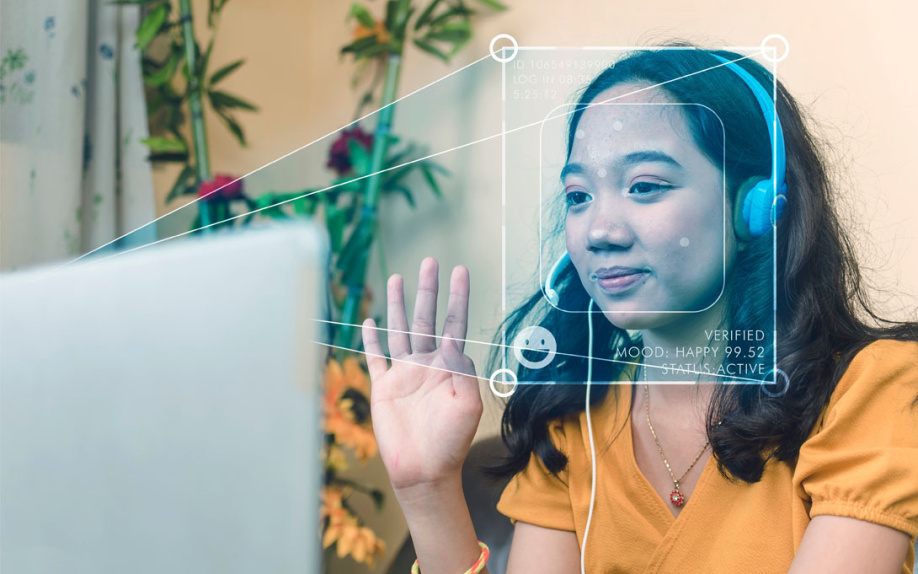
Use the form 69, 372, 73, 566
710, 54, 787, 187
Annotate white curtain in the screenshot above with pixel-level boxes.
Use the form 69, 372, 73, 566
0, 0, 157, 272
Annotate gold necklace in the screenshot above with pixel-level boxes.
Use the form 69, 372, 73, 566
641, 364, 710, 508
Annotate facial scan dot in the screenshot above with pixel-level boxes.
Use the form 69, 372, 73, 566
576, 129, 586, 139
597, 167, 607, 178
613, 120, 623, 131
680, 237, 690, 247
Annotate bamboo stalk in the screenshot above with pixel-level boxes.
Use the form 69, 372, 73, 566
335, 51, 404, 351
179, 0, 212, 230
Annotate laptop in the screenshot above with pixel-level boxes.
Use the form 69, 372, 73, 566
0, 223, 327, 573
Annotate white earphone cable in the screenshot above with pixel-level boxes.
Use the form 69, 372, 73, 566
581, 299, 596, 574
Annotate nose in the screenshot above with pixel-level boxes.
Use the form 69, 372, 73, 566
586, 196, 635, 252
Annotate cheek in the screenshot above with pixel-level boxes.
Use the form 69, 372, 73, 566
564, 213, 587, 255
643, 205, 726, 279
564, 216, 594, 286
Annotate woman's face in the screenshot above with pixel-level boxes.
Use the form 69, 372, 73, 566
563, 82, 737, 331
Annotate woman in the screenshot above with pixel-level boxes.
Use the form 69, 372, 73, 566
361, 46, 918, 573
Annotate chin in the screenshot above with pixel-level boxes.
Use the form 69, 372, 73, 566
592, 304, 670, 331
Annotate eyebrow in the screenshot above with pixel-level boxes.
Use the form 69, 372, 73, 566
560, 150, 684, 181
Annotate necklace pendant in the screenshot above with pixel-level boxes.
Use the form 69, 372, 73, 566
670, 488, 685, 507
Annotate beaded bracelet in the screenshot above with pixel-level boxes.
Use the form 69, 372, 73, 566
411, 541, 490, 574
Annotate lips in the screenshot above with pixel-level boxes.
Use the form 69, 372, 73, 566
591, 266, 650, 294
592, 266, 647, 279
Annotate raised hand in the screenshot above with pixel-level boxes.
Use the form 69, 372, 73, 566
362, 257, 482, 493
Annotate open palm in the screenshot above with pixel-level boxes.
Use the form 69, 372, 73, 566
362, 258, 482, 492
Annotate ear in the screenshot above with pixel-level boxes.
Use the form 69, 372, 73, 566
732, 177, 760, 244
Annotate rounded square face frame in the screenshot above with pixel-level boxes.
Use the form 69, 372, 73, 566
538, 101, 728, 315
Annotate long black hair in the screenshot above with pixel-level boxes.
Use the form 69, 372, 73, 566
483, 44, 918, 485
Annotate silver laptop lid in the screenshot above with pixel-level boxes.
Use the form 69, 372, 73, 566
0, 223, 326, 574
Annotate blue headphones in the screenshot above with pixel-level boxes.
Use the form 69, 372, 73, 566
544, 53, 788, 306
710, 54, 788, 237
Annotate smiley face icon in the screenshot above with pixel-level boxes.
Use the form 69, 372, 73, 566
512, 326, 557, 370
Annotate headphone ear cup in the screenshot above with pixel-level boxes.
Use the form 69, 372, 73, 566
742, 180, 775, 237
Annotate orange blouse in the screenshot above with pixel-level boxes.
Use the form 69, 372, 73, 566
496, 339, 918, 573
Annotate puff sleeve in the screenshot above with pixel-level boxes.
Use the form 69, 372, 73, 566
496, 417, 577, 532
794, 339, 918, 538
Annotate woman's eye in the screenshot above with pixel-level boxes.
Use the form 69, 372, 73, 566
629, 181, 671, 195
565, 190, 592, 206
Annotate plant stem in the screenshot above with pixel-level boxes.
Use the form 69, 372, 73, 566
335, 51, 404, 352
333, 476, 378, 496
179, 0, 212, 230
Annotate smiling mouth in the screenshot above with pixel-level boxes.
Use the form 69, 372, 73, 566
521, 348, 551, 363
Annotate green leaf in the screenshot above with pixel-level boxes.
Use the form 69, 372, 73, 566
325, 204, 348, 253
340, 35, 379, 55
340, 239, 373, 286
189, 211, 202, 234
337, 222, 374, 276
254, 193, 289, 219
424, 161, 451, 176
475, 0, 508, 9
412, 38, 449, 62
140, 136, 187, 153
330, 175, 363, 195
241, 197, 258, 226
292, 196, 316, 216
384, 143, 416, 168
347, 138, 372, 176
198, 37, 215, 79
135, 4, 169, 51
146, 91, 165, 115
209, 90, 258, 112
144, 52, 181, 87
209, 58, 244, 85
428, 6, 470, 29
353, 42, 391, 60
215, 111, 247, 147
146, 151, 189, 163
382, 163, 415, 187
426, 28, 470, 43
386, 184, 416, 208
414, 0, 441, 30
447, 34, 471, 58
385, 0, 399, 32
370, 489, 385, 511
166, 165, 196, 203
109, 0, 164, 5
393, 5, 415, 39
349, 3, 377, 28
420, 164, 442, 198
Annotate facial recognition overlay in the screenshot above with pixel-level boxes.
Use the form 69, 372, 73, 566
500, 46, 783, 389
66, 40, 787, 395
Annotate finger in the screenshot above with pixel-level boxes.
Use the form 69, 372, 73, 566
440, 335, 481, 405
386, 274, 411, 358
439, 334, 467, 374
410, 257, 439, 354
361, 318, 388, 381
441, 265, 470, 353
